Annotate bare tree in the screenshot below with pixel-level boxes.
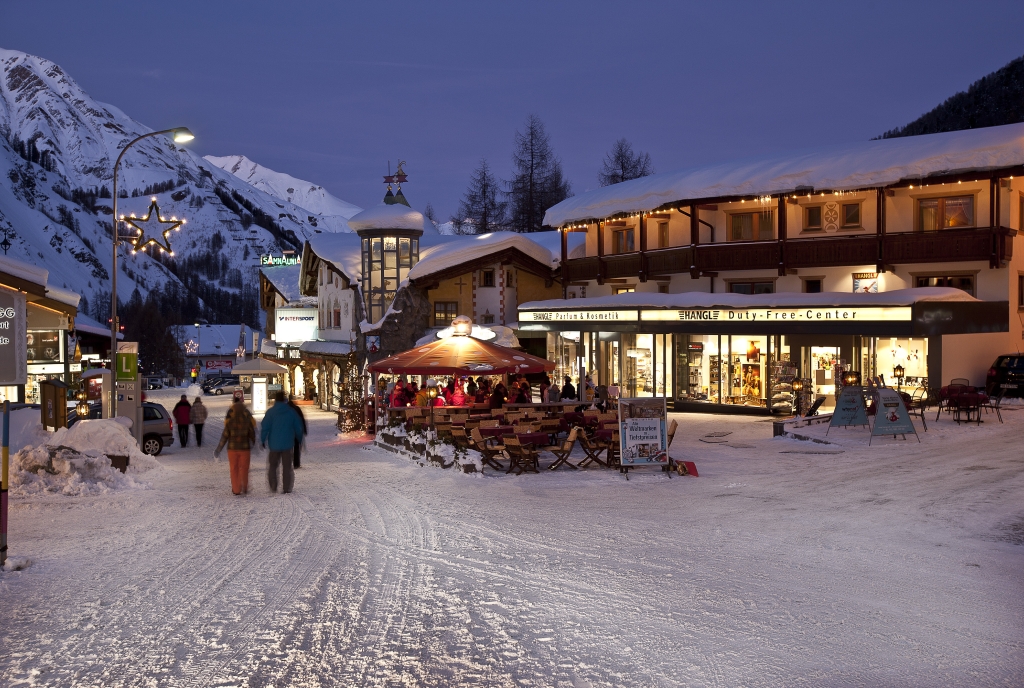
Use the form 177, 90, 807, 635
452, 159, 506, 234
598, 138, 653, 186
505, 115, 571, 232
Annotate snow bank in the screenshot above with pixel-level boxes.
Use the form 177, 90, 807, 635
186, 384, 203, 398
7, 407, 50, 454
10, 419, 160, 497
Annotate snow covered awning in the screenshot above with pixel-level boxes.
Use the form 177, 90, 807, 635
299, 340, 353, 357
518, 288, 1006, 338
544, 122, 1024, 226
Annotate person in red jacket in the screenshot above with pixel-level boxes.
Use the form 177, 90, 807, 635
172, 394, 192, 448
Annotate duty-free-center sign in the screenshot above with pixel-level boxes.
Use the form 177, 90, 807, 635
0, 290, 27, 386
520, 307, 912, 323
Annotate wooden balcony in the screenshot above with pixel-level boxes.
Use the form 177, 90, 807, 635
560, 226, 1017, 282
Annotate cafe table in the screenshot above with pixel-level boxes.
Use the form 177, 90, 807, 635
477, 425, 514, 438
510, 431, 552, 447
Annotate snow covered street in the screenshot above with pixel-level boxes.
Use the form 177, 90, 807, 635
2, 391, 1023, 686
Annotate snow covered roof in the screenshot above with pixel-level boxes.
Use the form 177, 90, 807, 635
75, 312, 122, 338
299, 340, 353, 356
307, 233, 363, 284
544, 122, 1024, 226
408, 231, 579, 281
172, 324, 260, 356
261, 264, 303, 304
0, 254, 80, 307
348, 203, 433, 233
520, 287, 978, 312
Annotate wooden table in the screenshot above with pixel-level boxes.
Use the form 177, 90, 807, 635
478, 425, 514, 438
510, 431, 551, 447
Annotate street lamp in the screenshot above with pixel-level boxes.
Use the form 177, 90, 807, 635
109, 127, 194, 418
893, 363, 905, 391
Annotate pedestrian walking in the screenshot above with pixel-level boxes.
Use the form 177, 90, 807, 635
260, 391, 305, 494
172, 395, 192, 448
214, 395, 257, 495
286, 395, 308, 469
190, 397, 208, 447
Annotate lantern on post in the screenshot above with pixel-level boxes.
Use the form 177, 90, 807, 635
893, 364, 905, 391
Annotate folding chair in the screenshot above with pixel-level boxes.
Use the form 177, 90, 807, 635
542, 427, 578, 471
470, 427, 506, 471
577, 431, 610, 468
503, 436, 540, 475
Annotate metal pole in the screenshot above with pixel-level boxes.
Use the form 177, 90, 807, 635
109, 128, 184, 419
2, 400, 9, 566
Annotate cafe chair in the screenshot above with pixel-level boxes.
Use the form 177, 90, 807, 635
503, 436, 540, 475
469, 427, 506, 471
577, 431, 610, 468
542, 427, 579, 471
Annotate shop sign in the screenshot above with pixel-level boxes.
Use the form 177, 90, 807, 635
27, 363, 81, 374
518, 309, 638, 322
853, 273, 878, 294
115, 342, 138, 382
276, 307, 318, 343
641, 307, 911, 322
618, 397, 668, 466
260, 253, 299, 266
687, 342, 704, 352
205, 359, 234, 372
870, 388, 920, 443
0, 290, 27, 386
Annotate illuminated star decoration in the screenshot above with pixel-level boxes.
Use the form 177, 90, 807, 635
122, 197, 186, 256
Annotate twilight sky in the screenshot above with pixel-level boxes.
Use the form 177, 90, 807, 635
3, 1, 1024, 219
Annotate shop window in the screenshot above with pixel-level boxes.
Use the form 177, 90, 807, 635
919, 196, 974, 230
434, 301, 459, 326
614, 287, 635, 295
914, 274, 975, 296
729, 281, 774, 295
729, 211, 773, 241
804, 206, 822, 231
842, 203, 861, 228
613, 228, 635, 253
481, 269, 495, 287
804, 279, 822, 293
658, 221, 669, 248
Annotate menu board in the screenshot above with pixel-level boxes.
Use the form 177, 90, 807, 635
618, 397, 668, 466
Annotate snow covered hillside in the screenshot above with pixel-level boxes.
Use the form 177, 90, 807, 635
0, 48, 347, 322
205, 154, 361, 233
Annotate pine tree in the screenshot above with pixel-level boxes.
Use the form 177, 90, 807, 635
598, 138, 653, 186
423, 202, 438, 228
505, 116, 571, 232
454, 159, 506, 234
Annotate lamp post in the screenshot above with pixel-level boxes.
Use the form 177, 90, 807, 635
109, 127, 194, 418
893, 363, 905, 392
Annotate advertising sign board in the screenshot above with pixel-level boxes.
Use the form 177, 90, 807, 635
0, 290, 27, 386
618, 397, 669, 467
828, 386, 869, 433
870, 388, 920, 444
275, 308, 318, 343
205, 359, 234, 373
252, 376, 268, 414
116, 342, 138, 382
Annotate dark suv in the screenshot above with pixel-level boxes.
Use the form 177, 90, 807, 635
985, 355, 1024, 397
69, 402, 175, 456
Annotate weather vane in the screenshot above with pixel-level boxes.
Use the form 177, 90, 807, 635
122, 197, 186, 255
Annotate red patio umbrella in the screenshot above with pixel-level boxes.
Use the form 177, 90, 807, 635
368, 333, 555, 376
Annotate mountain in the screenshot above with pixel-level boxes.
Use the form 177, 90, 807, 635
205, 154, 361, 233
880, 55, 1024, 139
0, 47, 348, 328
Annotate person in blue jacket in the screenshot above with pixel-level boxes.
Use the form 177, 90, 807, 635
260, 391, 306, 493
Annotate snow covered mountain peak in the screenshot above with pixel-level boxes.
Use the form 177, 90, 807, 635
205, 154, 361, 233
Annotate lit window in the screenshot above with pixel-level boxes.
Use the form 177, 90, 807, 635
434, 302, 458, 326
842, 203, 861, 228
658, 222, 668, 248
919, 196, 974, 230
614, 287, 635, 295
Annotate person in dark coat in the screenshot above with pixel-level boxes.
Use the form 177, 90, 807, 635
172, 395, 192, 447
260, 391, 305, 494
489, 383, 508, 409
287, 395, 308, 469
560, 376, 577, 401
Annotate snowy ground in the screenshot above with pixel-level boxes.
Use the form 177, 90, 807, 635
2, 389, 1023, 687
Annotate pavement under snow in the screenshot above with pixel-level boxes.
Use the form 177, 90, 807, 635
1, 389, 1022, 686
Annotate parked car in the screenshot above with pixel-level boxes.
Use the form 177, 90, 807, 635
202, 375, 238, 391
146, 377, 165, 390
205, 377, 241, 395
986, 355, 1024, 397
68, 401, 175, 456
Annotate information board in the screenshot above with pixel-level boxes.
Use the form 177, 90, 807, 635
618, 397, 668, 466
0, 290, 27, 386
870, 388, 920, 443
828, 386, 869, 433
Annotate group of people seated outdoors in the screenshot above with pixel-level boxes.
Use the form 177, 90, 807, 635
384, 373, 609, 411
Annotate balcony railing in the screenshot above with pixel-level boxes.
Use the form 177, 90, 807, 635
561, 226, 1017, 282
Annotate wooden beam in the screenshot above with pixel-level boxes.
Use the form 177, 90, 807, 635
560, 228, 568, 298
777, 195, 787, 276
596, 221, 605, 285
638, 213, 647, 282
876, 187, 886, 273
